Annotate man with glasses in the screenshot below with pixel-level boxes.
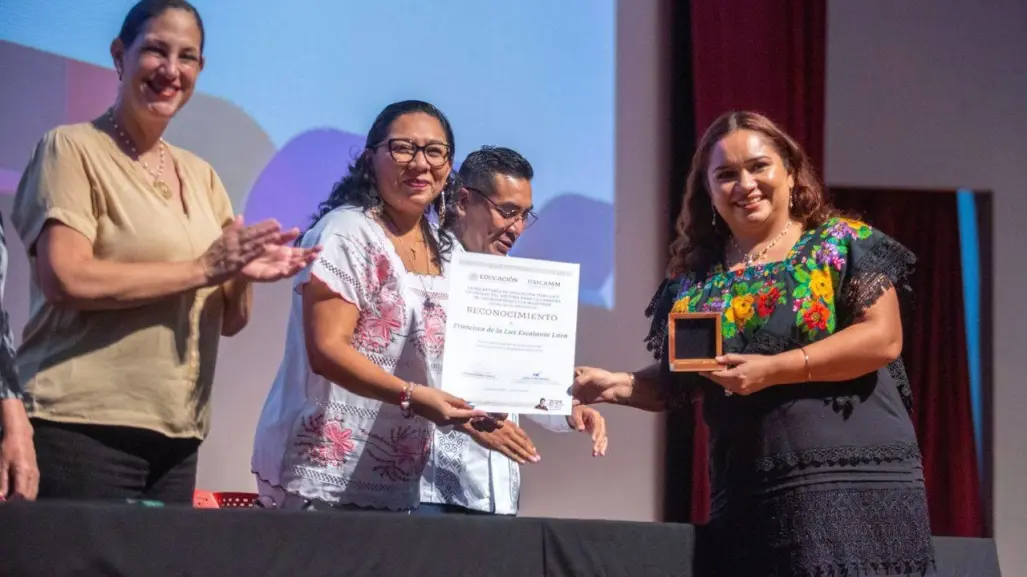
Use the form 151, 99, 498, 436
417, 146, 608, 516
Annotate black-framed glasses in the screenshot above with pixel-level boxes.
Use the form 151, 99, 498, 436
370, 138, 451, 168
466, 186, 539, 229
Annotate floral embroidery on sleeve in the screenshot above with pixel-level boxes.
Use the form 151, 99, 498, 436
792, 258, 836, 338
791, 218, 874, 339
829, 218, 874, 242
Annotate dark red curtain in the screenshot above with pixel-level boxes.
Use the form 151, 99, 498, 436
682, 0, 828, 524
691, 0, 826, 169
831, 189, 985, 537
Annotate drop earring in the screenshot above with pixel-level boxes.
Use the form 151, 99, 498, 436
711, 211, 717, 227
439, 190, 447, 226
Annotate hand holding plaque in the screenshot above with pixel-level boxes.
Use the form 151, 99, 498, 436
667, 312, 728, 372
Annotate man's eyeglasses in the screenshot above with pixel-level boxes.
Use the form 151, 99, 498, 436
371, 138, 451, 168
465, 186, 538, 229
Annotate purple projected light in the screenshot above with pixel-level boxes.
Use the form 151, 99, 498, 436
0, 169, 21, 195
244, 128, 367, 231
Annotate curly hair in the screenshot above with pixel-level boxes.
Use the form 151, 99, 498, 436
306, 100, 460, 266
667, 111, 839, 277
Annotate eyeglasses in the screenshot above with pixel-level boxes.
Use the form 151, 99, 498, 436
370, 138, 451, 168
465, 186, 538, 229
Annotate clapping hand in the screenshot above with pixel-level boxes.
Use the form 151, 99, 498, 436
240, 239, 321, 282
200, 216, 321, 285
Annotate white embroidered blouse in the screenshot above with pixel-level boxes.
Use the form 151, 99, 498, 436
251, 205, 453, 511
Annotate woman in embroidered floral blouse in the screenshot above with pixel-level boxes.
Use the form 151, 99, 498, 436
573, 111, 935, 576
251, 100, 487, 511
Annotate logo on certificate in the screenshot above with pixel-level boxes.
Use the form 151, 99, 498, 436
534, 398, 563, 411
476, 273, 518, 283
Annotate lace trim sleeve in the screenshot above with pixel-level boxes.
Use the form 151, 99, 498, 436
841, 228, 916, 317
642, 277, 696, 410
643, 278, 675, 361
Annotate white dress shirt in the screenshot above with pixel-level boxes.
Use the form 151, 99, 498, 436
418, 241, 574, 515
419, 413, 573, 514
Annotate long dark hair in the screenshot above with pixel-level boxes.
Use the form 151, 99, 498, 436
307, 100, 459, 266
667, 111, 839, 276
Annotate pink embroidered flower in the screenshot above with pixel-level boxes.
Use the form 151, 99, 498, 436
293, 414, 360, 468
367, 244, 401, 297
356, 300, 403, 350
323, 421, 356, 462
374, 253, 391, 286
356, 243, 396, 294
419, 306, 447, 357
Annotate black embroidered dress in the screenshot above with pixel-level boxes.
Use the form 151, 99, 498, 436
646, 218, 935, 576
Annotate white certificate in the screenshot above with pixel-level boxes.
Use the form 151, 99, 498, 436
441, 251, 579, 415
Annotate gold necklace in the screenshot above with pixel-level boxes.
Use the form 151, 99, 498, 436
379, 210, 437, 309
731, 221, 794, 266
108, 108, 172, 200
380, 212, 426, 272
